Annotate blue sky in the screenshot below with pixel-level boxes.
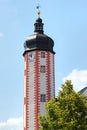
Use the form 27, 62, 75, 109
0, 0, 87, 129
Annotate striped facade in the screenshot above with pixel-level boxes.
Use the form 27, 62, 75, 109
24, 50, 55, 130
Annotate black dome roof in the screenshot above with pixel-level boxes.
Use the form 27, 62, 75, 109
23, 17, 55, 55
24, 33, 54, 53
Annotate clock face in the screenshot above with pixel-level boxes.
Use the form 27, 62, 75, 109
29, 52, 35, 62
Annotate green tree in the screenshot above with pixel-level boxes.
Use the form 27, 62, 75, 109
39, 80, 87, 130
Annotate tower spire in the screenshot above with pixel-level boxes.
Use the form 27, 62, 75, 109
34, 5, 44, 34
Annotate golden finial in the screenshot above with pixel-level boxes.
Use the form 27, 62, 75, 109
36, 4, 40, 18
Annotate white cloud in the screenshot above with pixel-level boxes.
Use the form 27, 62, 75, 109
0, 117, 23, 130
63, 69, 87, 92
0, 33, 4, 38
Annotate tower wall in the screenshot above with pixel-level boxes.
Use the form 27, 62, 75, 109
24, 50, 55, 130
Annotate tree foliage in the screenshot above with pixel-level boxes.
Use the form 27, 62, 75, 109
39, 80, 87, 130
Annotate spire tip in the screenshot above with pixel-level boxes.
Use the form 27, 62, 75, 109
36, 4, 40, 18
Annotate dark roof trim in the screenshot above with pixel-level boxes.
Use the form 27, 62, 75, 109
23, 48, 55, 56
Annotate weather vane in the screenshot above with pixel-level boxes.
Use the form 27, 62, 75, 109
36, 4, 40, 18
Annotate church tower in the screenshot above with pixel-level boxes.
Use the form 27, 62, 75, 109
23, 10, 55, 130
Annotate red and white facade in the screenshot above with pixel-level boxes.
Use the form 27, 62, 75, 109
23, 16, 55, 130
24, 50, 55, 130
